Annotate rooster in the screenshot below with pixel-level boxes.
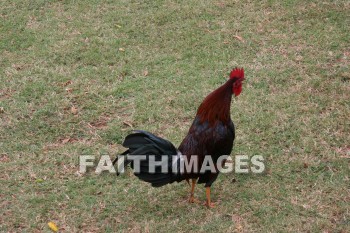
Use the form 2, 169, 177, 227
114, 68, 245, 207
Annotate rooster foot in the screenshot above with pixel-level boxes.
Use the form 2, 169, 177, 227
189, 196, 200, 204
204, 201, 216, 208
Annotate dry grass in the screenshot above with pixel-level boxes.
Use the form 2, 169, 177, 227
1, 0, 349, 232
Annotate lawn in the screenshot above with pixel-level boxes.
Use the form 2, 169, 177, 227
1, 0, 349, 232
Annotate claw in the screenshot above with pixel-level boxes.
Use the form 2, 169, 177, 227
189, 196, 200, 204
205, 187, 215, 208
205, 201, 216, 208
188, 179, 199, 204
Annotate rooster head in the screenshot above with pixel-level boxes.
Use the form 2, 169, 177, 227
230, 68, 245, 96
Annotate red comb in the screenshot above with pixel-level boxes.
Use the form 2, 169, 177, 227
229, 68, 244, 79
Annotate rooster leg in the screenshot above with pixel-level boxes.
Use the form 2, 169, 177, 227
189, 179, 200, 203
205, 187, 215, 208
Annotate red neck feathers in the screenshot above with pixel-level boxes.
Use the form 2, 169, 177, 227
196, 68, 244, 125
196, 79, 233, 125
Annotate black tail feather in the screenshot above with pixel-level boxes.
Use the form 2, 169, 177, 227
114, 130, 183, 186
112, 149, 129, 166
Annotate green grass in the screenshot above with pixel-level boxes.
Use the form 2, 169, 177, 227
1, 0, 349, 232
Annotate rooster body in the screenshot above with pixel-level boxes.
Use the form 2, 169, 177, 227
179, 117, 235, 187
115, 68, 244, 207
